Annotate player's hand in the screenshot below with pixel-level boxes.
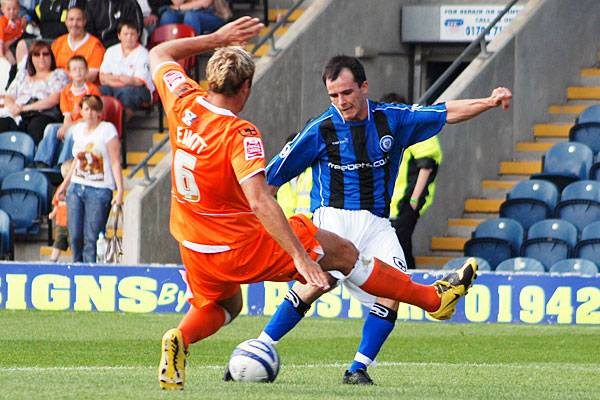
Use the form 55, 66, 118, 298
490, 87, 512, 110
215, 16, 264, 47
294, 253, 330, 291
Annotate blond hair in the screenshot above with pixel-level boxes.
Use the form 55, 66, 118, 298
206, 46, 255, 96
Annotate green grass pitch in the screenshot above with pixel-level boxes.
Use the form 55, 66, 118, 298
1, 310, 599, 400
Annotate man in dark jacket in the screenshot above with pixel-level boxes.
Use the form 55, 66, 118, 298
35, 0, 85, 39
85, 0, 143, 47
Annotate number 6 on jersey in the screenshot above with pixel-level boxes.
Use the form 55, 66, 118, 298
174, 149, 200, 202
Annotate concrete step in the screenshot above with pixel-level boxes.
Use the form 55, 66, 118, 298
246, 42, 270, 57
581, 68, 600, 77
431, 236, 468, 252
481, 179, 517, 198
543, 113, 577, 124
514, 141, 557, 160
533, 123, 572, 138
268, 8, 304, 22
447, 218, 483, 236
464, 198, 503, 213
499, 160, 542, 175
153, 133, 168, 145
567, 87, 600, 100
547, 104, 588, 116
578, 76, 600, 86
259, 24, 289, 38
414, 255, 451, 270
126, 151, 166, 166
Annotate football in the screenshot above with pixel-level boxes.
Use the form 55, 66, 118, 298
225, 339, 280, 382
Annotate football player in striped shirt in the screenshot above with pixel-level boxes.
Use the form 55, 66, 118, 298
258, 55, 511, 385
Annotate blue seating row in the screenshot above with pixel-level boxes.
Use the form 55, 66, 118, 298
443, 256, 598, 276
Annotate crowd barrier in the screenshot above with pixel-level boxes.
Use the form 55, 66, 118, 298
0, 263, 598, 325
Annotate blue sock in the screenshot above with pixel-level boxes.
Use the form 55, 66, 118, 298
259, 289, 311, 343
348, 303, 397, 373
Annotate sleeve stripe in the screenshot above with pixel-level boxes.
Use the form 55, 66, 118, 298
238, 168, 266, 185
373, 104, 447, 113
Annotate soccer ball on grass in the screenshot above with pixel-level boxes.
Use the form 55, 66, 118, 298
224, 339, 280, 383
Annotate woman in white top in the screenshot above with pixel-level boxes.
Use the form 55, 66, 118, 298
56, 94, 124, 263
99, 21, 154, 120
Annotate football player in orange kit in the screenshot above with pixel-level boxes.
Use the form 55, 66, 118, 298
150, 16, 477, 390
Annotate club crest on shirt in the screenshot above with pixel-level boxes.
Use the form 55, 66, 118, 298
163, 70, 186, 92
279, 142, 292, 158
182, 109, 197, 126
244, 137, 264, 160
393, 256, 407, 272
379, 135, 394, 152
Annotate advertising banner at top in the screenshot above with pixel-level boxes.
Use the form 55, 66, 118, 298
440, 5, 523, 42
0, 263, 598, 325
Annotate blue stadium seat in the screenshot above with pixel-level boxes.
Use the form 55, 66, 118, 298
495, 257, 545, 273
0, 131, 35, 183
549, 259, 598, 276
0, 209, 13, 260
464, 218, 524, 269
569, 122, 600, 154
576, 105, 600, 124
555, 180, 600, 230
0, 171, 50, 236
499, 180, 559, 230
521, 219, 578, 270
442, 256, 491, 272
574, 220, 600, 266
530, 142, 594, 191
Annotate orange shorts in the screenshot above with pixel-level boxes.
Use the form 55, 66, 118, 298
179, 214, 322, 309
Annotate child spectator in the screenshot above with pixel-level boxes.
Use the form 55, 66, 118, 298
99, 21, 153, 121
34, 55, 100, 167
0, 0, 24, 65
48, 159, 72, 262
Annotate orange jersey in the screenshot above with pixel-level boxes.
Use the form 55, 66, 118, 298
153, 62, 267, 250
0, 16, 22, 44
59, 82, 101, 120
51, 33, 105, 71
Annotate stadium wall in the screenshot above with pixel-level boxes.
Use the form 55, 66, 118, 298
414, 0, 600, 255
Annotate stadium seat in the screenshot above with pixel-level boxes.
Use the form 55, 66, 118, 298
521, 219, 578, 270
101, 96, 125, 166
574, 220, 600, 266
0, 170, 50, 237
495, 257, 545, 273
0, 131, 35, 183
554, 180, 600, 230
463, 218, 524, 269
499, 179, 559, 230
549, 258, 598, 276
442, 256, 491, 272
569, 122, 600, 154
576, 104, 600, 124
530, 142, 593, 191
0, 208, 13, 260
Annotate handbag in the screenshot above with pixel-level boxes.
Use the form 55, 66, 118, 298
105, 205, 124, 264
213, 0, 233, 21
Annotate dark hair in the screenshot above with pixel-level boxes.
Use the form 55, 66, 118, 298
322, 55, 367, 86
26, 40, 56, 77
67, 55, 88, 69
80, 94, 103, 112
67, 6, 86, 17
380, 92, 406, 104
118, 20, 140, 35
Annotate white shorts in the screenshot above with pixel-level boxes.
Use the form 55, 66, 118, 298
312, 207, 407, 306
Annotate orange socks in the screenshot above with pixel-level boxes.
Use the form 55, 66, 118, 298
178, 302, 227, 348
359, 258, 441, 312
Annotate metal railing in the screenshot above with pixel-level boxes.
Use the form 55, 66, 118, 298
251, 0, 305, 56
417, 0, 520, 104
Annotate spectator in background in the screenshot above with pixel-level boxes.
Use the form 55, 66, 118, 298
276, 133, 313, 219
51, 6, 105, 83
0, 40, 68, 143
48, 159, 72, 262
34, 55, 100, 167
0, 0, 23, 65
137, 0, 159, 38
382, 93, 443, 270
54, 94, 124, 263
32, 0, 80, 40
99, 21, 154, 121
85, 0, 143, 48
158, 0, 225, 35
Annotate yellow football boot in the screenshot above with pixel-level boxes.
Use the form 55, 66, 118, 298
158, 328, 186, 390
428, 257, 478, 320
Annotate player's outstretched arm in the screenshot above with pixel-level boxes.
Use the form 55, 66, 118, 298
445, 86, 512, 124
241, 174, 331, 290
149, 16, 263, 73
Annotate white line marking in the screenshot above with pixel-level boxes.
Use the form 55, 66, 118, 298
2, 361, 599, 373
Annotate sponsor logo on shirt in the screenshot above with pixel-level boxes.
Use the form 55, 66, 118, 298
279, 142, 292, 158
244, 137, 264, 160
393, 257, 407, 272
163, 70, 186, 92
327, 156, 389, 171
236, 126, 258, 137
379, 135, 394, 152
